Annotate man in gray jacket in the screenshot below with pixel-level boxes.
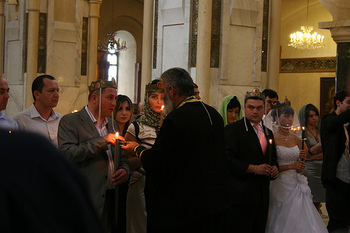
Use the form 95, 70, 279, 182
58, 79, 129, 233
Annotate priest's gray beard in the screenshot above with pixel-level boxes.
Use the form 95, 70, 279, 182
164, 92, 175, 116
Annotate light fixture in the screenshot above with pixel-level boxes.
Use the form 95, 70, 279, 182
7, 0, 18, 5
98, 32, 127, 52
288, 0, 325, 49
288, 26, 325, 49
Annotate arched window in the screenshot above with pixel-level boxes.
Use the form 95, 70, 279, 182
107, 49, 119, 84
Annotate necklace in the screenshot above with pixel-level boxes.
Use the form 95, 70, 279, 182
306, 126, 319, 143
275, 132, 290, 141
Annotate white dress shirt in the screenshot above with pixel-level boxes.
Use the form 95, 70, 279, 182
85, 106, 115, 189
15, 104, 62, 146
0, 111, 18, 131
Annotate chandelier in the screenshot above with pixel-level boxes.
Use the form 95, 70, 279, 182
288, 26, 325, 49
98, 32, 127, 52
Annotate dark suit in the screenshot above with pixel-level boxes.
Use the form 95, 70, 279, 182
140, 101, 229, 233
321, 110, 350, 232
58, 107, 129, 232
225, 117, 278, 233
0, 129, 104, 233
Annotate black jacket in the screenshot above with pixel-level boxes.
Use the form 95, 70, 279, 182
321, 109, 350, 184
0, 129, 104, 233
141, 101, 229, 231
225, 117, 278, 206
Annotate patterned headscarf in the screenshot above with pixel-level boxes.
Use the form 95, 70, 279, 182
136, 79, 163, 129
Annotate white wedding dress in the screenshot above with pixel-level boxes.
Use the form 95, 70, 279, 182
265, 145, 328, 233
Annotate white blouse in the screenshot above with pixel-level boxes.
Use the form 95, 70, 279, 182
126, 122, 157, 149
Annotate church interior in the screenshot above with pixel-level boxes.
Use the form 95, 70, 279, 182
1, 0, 348, 119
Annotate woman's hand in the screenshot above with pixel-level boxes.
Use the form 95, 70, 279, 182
295, 160, 305, 173
299, 149, 307, 161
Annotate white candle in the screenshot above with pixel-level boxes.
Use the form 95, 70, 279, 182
269, 139, 273, 164
160, 105, 164, 126
114, 132, 119, 172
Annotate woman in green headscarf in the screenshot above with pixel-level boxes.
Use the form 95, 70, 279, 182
219, 95, 243, 126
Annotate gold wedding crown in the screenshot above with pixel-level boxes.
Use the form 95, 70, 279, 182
244, 87, 264, 100
271, 97, 291, 109
89, 79, 117, 93
146, 80, 163, 93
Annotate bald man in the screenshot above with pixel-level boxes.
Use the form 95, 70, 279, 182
0, 77, 18, 130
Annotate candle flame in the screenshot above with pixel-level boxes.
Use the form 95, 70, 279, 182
116, 132, 119, 138
161, 105, 164, 111
302, 126, 305, 130
269, 139, 273, 144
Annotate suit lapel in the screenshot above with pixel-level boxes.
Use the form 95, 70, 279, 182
245, 120, 263, 154
79, 107, 100, 138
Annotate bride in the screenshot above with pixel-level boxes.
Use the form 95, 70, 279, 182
265, 103, 327, 233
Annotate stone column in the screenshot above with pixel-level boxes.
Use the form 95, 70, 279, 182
267, 0, 281, 92
88, 0, 102, 85
26, 0, 40, 108
0, 0, 5, 75
196, 0, 212, 103
140, 0, 153, 99
319, 0, 350, 92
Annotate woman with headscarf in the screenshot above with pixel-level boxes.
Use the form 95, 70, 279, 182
265, 103, 327, 233
219, 95, 243, 126
124, 79, 164, 233
298, 104, 326, 214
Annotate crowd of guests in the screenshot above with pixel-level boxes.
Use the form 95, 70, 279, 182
0, 69, 350, 233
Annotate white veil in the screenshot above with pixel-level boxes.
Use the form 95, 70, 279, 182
264, 103, 302, 139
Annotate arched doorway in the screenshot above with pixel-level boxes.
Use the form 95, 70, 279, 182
107, 30, 137, 102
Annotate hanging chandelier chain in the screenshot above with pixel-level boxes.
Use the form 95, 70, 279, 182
288, 0, 325, 50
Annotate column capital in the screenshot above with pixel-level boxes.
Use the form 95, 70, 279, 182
89, 0, 102, 18
27, 0, 40, 12
319, 20, 350, 43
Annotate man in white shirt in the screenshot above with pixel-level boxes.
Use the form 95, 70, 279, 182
15, 75, 62, 146
0, 77, 18, 131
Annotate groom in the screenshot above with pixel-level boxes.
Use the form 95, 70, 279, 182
225, 88, 279, 233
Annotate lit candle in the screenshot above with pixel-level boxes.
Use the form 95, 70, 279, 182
114, 132, 119, 172
160, 105, 164, 126
269, 139, 273, 165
